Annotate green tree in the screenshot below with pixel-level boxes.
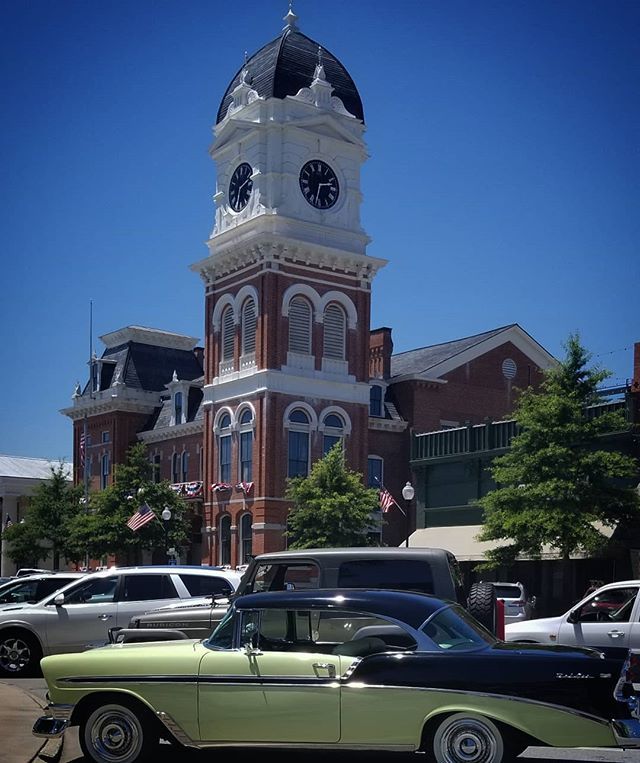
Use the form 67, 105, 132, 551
66, 443, 191, 564
285, 442, 381, 548
1, 463, 83, 569
477, 333, 639, 590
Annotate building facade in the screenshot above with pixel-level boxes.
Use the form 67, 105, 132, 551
61, 11, 558, 566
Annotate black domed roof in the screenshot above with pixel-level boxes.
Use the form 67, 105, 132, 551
217, 27, 364, 124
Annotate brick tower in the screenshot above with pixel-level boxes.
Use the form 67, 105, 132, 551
191, 9, 386, 566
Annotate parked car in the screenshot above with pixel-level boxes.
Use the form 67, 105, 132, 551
505, 579, 640, 659
35, 587, 640, 763
0, 564, 241, 676
14, 567, 51, 578
128, 546, 500, 637
489, 581, 536, 623
0, 572, 86, 606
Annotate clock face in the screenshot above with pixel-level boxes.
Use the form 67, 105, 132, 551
228, 162, 253, 212
299, 160, 339, 209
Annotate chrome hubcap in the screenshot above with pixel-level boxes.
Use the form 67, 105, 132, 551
0, 637, 31, 673
441, 720, 497, 763
90, 711, 140, 762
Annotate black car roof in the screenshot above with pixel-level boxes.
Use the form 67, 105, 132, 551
235, 589, 449, 630
251, 547, 453, 562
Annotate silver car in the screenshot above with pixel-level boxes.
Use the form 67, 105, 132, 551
0, 565, 241, 677
491, 581, 536, 624
0, 572, 86, 607
505, 579, 640, 659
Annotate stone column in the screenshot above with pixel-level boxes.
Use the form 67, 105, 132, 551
1, 494, 18, 576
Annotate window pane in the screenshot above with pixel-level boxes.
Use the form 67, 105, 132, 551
338, 560, 435, 595
240, 409, 252, 425
240, 431, 253, 482
181, 451, 189, 482
370, 385, 382, 417
288, 431, 309, 477
240, 514, 253, 564
323, 434, 340, 455
220, 435, 231, 483
324, 414, 343, 428
367, 457, 383, 488
289, 409, 309, 425
220, 516, 231, 566
220, 413, 231, 429
64, 577, 118, 605
174, 392, 183, 424
180, 574, 235, 597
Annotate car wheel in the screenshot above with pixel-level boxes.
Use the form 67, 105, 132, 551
467, 582, 497, 633
0, 629, 42, 677
80, 702, 159, 763
432, 712, 505, 763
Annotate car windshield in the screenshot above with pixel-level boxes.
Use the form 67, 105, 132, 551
421, 604, 497, 651
207, 608, 235, 649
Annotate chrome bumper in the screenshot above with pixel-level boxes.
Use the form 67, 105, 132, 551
612, 719, 640, 747
33, 716, 68, 739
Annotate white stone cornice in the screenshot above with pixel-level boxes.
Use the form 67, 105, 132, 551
203, 368, 370, 406
368, 418, 408, 433
192, 229, 386, 286
100, 326, 200, 351
60, 387, 161, 420
137, 420, 204, 444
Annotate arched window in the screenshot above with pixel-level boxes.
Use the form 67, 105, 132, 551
369, 385, 383, 417
174, 391, 183, 425
288, 296, 312, 355
323, 303, 346, 360
241, 297, 257, 355
322, 413, 344, 456
240, 513, 253, 564
172, 452, 180, 483
239, 409, 253, 482
181, 451, 189, 482
288, 408, 310, 477
219, 413, 232, 483
219, 515, 231, 567
221, 305, 235, 362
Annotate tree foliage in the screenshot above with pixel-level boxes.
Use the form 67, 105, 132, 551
65, 443, 192, 564
1, 463, 83, 568
285, 442, 381, 548
477, 333, 639, 569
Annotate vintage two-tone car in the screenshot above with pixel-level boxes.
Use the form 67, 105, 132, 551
34, 588, 640, 763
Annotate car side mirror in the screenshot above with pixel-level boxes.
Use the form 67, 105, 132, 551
567, 609, 579, 624
530, 595, 537, 608
54, 593, 65, 607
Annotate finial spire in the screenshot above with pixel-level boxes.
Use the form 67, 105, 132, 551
283, 1, 298, 30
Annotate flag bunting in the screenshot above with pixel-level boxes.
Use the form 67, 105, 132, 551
126, 503, 156, 532
79, 432, 86, 467
235, 481, 254, 495
212, 482, 232, 492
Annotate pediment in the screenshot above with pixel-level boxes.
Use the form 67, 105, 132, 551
213, 120, 259, 152
287, 111, 365, 147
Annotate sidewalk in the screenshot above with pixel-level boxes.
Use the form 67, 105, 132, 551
0, 681, 63, 763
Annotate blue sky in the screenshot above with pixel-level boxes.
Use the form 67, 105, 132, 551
1, 0, 638, 462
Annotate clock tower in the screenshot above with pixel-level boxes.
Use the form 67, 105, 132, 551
191, 8, 387, 566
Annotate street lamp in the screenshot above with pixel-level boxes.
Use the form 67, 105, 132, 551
401, 481, 415, 548
161, 507, 172, 563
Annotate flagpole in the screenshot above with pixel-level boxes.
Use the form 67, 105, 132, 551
82, 300, 93, 570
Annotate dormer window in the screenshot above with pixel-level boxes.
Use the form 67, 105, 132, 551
174, 391, 183, 425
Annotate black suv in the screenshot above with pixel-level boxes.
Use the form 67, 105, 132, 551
126, 547, 497, 640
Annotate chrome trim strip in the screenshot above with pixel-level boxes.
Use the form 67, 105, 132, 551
32, 717, 69, 739
59, 674, 336, 686
341, 684, 612, 726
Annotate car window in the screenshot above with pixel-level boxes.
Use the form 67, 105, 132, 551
249, 563, 320, 592
179, 574, 235, 597
121, 574, 178, 601
493, 585, 522, 600
63, 576, 118, 605
575, 586, 639, 623
422, 605, 496, 650
208, 609, 235, 649
37, 578, 78, 600
338, 559, 435, 595
0, 579, 40, 604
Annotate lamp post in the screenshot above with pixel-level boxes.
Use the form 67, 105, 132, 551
401, 481, 415, 548
161, 507, 172, 564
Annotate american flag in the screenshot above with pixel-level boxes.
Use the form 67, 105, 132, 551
236, 481, 254, 494
379, 487, 398, 514
126, 503, 156, 531
79, 432, 86, 467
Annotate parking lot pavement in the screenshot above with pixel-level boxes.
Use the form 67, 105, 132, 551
0, 679, 62, 763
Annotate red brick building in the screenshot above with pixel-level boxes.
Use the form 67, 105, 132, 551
62, 13, 556, 565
